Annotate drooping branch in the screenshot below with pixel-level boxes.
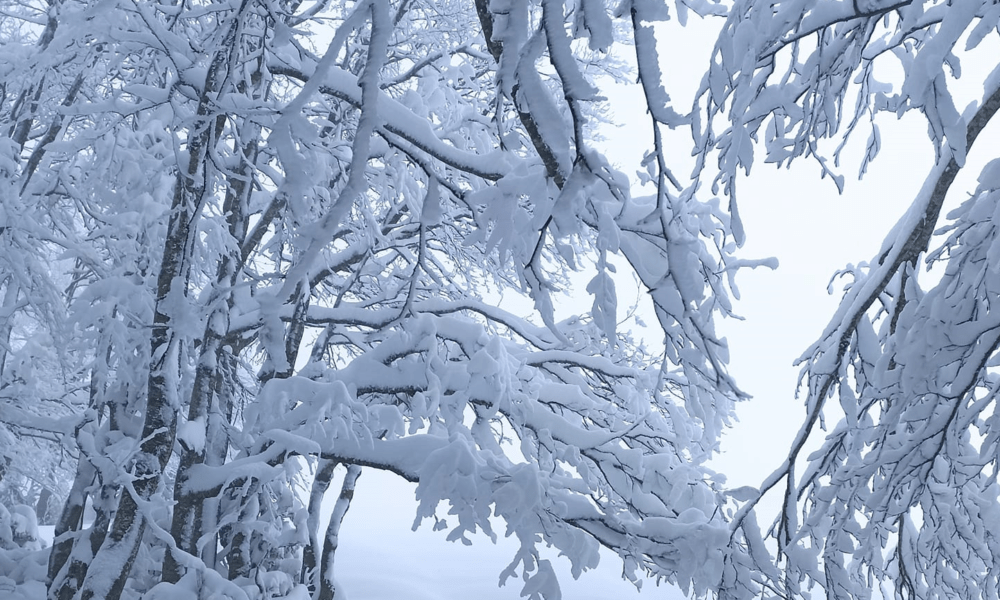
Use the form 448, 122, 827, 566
731, 68, 1000, 552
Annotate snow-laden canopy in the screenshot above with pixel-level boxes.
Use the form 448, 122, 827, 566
0, 0, 999, 599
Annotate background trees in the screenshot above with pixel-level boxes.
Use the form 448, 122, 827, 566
0, 0, 998, 599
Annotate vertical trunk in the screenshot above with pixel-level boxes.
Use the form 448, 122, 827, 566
225, 490, 260, 581
318, 465, 361, 600
164, 8, 268, 575
34, 487, 52, 524
164, 115, 257, 583
76, 65, 222, 600
300, 459, 338, 592
0, 279, 21, 381
201, 356, 238, 572
76, 309, 182, 600
54, 459, 119, 599
73, 4, 258, 593
45, 459, 92, 592
51, 493, 113, 600
79, 489, 150, 600
50, 475, 119, 600
224, 287, 310, 580
47, 363, 123, 599
52, 545, 91, 600
162, 308, 229, 584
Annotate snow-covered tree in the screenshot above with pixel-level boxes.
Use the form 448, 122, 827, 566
702, 1, 1000, 599
3, 0, 998, 598
0, 0, 752, 599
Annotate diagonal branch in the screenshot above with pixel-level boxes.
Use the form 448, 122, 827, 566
730, 75, 1000, 546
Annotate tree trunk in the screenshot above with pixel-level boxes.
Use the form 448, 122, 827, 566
75, 65, 222, 600
45, 459, 92, 593
0, 279, 20, 381
201, 355, 238, 572
164, 117, 255, 582
225, 490, 260, 581
301, 458, 338, 592
34, 487, 52, 524
51, 496, 113, 600
47, 364, 126, 599
318, 465, 361, 600
162, 309, 229, 584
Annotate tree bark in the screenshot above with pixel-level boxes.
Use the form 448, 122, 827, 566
163, 277, 235, 583
318, 465, 361, 600
301, 458, 338, 592
45, 459, 92, 594
164, 7, 267, 579
47, 364, 126, 599
75, 56, 225, 600
34, 487, 52, 524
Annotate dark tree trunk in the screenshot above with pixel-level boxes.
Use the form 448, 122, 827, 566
301, 458, 338, 592
45, 460, 92, 595
318, 465, 361, 600
34, 487, 52, 524
75, 43, 228, 600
